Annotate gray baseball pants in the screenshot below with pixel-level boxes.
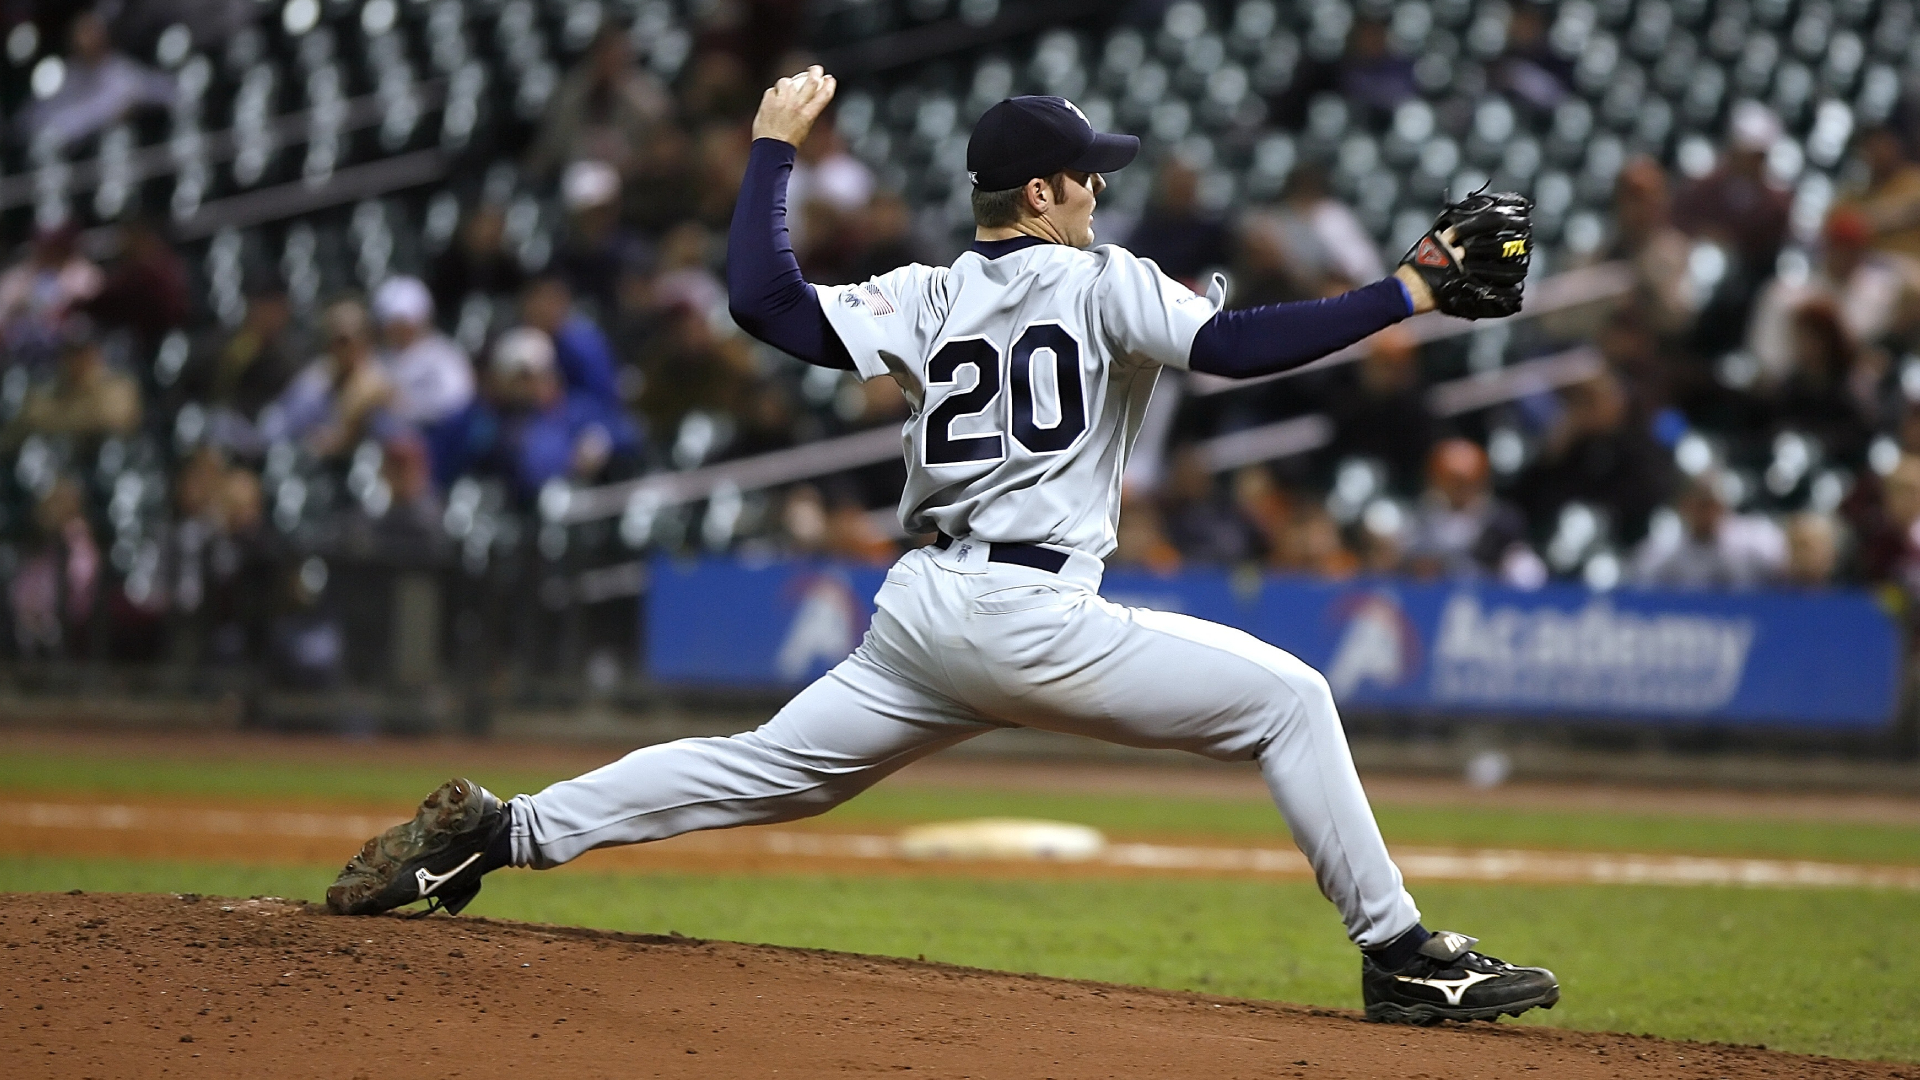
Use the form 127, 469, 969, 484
506, 543, 1421, 948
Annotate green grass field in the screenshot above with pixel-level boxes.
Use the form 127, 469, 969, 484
7, 748, 1920, 864
4, 745, 1919, 1060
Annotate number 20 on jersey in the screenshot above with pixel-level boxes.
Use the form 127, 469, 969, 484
923, 322, 1089, 466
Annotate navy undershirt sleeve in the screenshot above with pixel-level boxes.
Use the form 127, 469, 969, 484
1187, 278, 1415, 378
725, 138, 853, 370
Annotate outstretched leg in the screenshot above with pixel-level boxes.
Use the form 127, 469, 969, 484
507, 647, 996, 868
327, 644, 994, 914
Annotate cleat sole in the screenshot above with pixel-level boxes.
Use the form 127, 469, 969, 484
1364, 986, 1561, 1026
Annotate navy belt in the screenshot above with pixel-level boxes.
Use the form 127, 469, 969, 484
932, 533, 1070, 574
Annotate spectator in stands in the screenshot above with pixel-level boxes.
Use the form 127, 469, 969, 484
1339, 18, 1418, 120
0, 224, 103, 368
3, 329, 141, 448
80, 216, 190, 356
1673, 102, 1793, 286
426, 200, 526, 318
1597, 309, 1674, 418
1607, 158, 1699, 339
1748, 209, 1920, 384
555, 160, 654, 320
729, 379, 799, 458
150, 446, 230, 633
696, 123, 756, 229
1495, 3, 1573, 113
16, 11, 173, 149
261, 299, 393, 459
622, 127, 699, 235
9, 477, 99, 658
1111, 488, 1183, 574
1783, 510, 1845, 589
1354, 500, 1408, 576
824, 492, 898, 566
269, 556, 344, 692
182, 273, 300, 439
646, 222, 726, 327
1322, 325, 1434, 495
1275, 499, 1358, 578
635, 299, 757, 444
1125, 158, 1232, 288
778, 483, 830, 555
1846, 126, 1920, 261
476, 327, 641, 502
1236, 164, 1383, 304
681, 49, 758, 126
526, 24, 674, 180
1629, 471, 1786, 590
1403, 439, 1538, 584
1512, 367, 1672, 547
1231, 465, 1295, 564
847, 191, 932, 283
1224, 467, 1360, 577
788, 110, 874, 265
342, 432, 446, 553
1762, 299, 1882, 467
1845, 448, 1918, 587
1159, 446, 1257, 564
372, 276, 475, 432
519, 276, 623, 410
772, 481, 896, 563
202, 463, 274, 668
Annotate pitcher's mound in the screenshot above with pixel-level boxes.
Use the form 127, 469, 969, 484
0, 892, 1900, 1079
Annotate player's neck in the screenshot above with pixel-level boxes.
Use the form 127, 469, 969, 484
975, 217, 1069, 246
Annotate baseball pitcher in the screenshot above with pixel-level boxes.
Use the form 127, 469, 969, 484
328, 67, 1554, 1026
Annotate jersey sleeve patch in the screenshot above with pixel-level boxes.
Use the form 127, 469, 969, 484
840, 282, 897, 317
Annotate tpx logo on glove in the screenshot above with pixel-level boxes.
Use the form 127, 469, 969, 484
1413, 237, 1451, 268
1502, 239, 1528, 258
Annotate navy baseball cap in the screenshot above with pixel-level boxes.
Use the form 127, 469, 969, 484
966, 96, 1140, 191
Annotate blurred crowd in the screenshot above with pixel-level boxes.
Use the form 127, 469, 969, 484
10, 0, 1920, 677
1108, 89, 1920, 609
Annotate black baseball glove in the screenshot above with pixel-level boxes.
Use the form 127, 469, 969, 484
1399, 190, 1532, 319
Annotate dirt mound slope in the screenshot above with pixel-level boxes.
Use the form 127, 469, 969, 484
0, 892, 1905, 1080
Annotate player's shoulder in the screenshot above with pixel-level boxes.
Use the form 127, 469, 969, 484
1079, 243, 1186, 299
871, 261, 950, 295
832, 261, 947, 301
1081, 242, 1168, 284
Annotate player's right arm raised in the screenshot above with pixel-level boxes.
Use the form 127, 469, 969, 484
725, 66, 854, 371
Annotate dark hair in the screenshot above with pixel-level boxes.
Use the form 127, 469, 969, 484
970, 174, 1067, 228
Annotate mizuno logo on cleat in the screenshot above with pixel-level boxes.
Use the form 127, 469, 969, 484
415, 853, 483, 899
1393, 969, 1500, 1006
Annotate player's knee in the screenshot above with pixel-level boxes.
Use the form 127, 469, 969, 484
1270, 662, 1341, 732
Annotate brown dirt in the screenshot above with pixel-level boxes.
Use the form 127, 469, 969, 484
1, 892, 1907, 1080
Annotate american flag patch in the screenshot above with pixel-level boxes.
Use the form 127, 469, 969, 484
860, 282, 896, 316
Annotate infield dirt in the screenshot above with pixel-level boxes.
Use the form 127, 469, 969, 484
0, 892, 1908, 1080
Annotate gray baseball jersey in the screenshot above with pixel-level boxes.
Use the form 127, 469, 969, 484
816, 243, 1225, 556
503, 238, 1422, 952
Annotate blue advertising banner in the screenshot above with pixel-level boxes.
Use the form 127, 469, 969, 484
648, 557, 1903, 729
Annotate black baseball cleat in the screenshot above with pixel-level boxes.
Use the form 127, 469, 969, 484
326, 778, 506, 917
1361, 930, 1559, 1024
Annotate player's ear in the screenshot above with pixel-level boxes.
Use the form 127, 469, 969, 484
1024, 176, 1052, 217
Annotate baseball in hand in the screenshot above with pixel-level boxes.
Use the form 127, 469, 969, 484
752, 65, 838, 147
